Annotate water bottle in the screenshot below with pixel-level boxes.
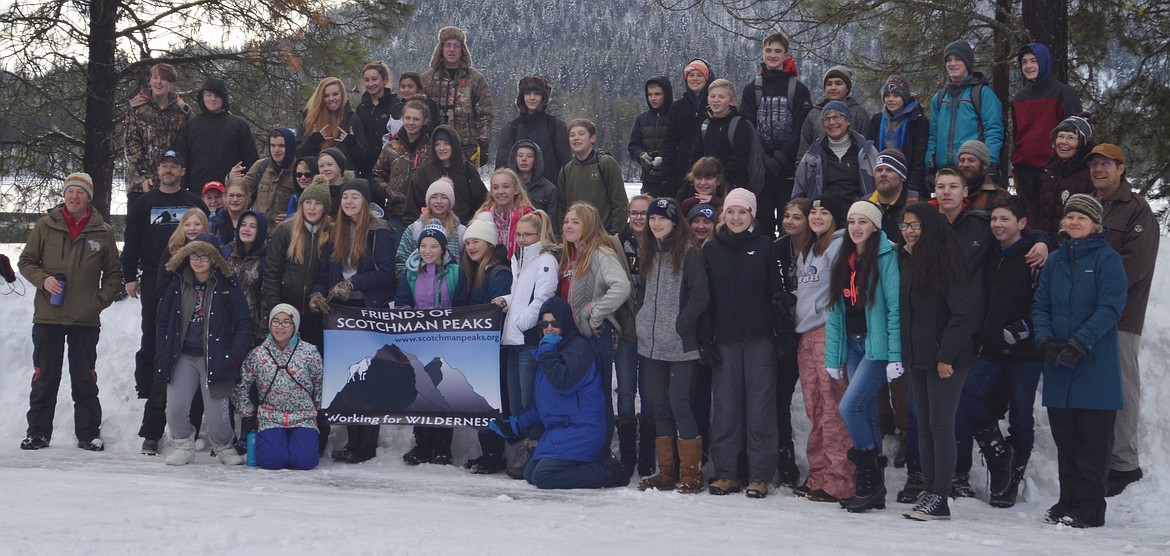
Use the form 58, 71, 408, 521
49, 273, 66, 306
286, 193, 300, 220
246, 430, 258, 466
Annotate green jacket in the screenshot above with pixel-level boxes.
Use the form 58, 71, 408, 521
824, 232, 902, 367
19, 206, 122, 326
262, 218, 324, 316
557, 150, 629, 234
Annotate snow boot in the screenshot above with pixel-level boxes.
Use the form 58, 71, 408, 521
638, 436, 678, 491
616, 415, 638, 478
165, 433, 196, 466
214, 441, 243, 465
1106, 467, 1143, 497
637, 415, 656, 477
604, 452, 631, 487
950, 473, 975, 498
897, 471, 925, 503
903, 492, 950, 521
973, 427, 1016, 496
20, 434, 49, 450
141, 438, 159, 456
990, 465, 1025, 508
78, 438, 105, 452
844, 447, 886, 512
776, 439, 801, 488
707, 478, 741, 495
746, 480, 769, 499
675, 437, 704, 494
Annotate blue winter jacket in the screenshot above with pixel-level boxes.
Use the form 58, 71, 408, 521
824, 231, 902, 367
926, 72, 1004, 170
156, 265, 254, 385
315, 219, 396, 308
516, 297, 607, 463
1032, 232, 1127, 410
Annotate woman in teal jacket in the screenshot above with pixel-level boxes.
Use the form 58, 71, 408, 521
825, 200, 901, 513
1032, 194, 1126, 528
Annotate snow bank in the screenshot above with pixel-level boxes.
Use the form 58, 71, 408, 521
0, 242, 1167, 554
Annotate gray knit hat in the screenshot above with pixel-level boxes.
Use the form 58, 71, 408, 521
958, 140, 991, 166
1064, 194, 1103, 225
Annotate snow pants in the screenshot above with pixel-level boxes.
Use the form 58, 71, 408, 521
796, 326, 854, 499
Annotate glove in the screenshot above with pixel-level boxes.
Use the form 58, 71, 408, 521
886, 362, 905, 382
241, 416, 258, 434
825, 367, 843, 380
488, 417, 522, 439
1055, 338, 1088, 369
639, 152, 654, 171
1002, 320, 1031, 345
308, 291, 332, 314
327, 279, 353, 302
539, 332, 563, 347
699, 339, 722, 367
1037, 337, 1064, 365
652, 156, 664, 169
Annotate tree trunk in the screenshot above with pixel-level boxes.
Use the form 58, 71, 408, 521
1021, 0, 1068, 83
83, 0, 119, 218
992, 0, 1013, 171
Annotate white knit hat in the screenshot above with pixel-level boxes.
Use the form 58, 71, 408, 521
464, 212, 498, 246
269, 303, 301, 332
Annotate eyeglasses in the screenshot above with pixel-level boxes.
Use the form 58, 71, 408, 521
227, 193, 248, 199
270, 320, 295, 329
538, 319, 560, 329
898, 222, 922, 231
629, 211, 648, 218
443, 41, 462, 49
188, 254, 211, 263
823, 114, 846, 124
295, 172, 314, 179
1087, 160, 1116, 168
515, 232, 538, 238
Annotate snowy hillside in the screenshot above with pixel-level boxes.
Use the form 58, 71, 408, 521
0, 242, 1168, 554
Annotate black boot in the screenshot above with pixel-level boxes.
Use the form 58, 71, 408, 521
973, 427, 1016, 497
844, 447, 886, 512
637, 415, 656, 477
776, 440, 800, 488
466, 430, 506, 474
616, 416, 637, 478
990, 465, 1025, 508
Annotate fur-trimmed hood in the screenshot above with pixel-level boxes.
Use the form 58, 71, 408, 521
428, 26, 473, 70
166, 239, 232, 276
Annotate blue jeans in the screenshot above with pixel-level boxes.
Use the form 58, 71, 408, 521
505, 345, 542, 439
839, 336, 887, 452
615, 341, 649, 417
956, 356, 1044, 469
524, 457, 619, 489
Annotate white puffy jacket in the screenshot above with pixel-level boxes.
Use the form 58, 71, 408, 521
499, 242, 559, 346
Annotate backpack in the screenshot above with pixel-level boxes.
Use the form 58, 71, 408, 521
701, 116, 766, 194
753, 75, 798, 111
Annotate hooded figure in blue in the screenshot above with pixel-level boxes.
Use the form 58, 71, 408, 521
488, 296, 629, 489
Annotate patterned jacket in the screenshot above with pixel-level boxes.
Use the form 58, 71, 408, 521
235, 335, 323, 431
371, 128, 430, 217
420, 36, 493, 164
124, 91, 193, 193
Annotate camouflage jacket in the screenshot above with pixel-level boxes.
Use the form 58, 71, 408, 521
420, 66, 493, 164
124, 91, 194, 193
371, 129, 431, 217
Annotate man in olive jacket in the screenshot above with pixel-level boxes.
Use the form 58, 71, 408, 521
18, 172, 122, 452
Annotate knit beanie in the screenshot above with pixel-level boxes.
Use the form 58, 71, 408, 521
1063, 194, 1103, 225
824, 65, 854, 92
300, 181, 332, 215
811, 194, 849, 227
822, 101, 852, 123
686, 202, 717, 223
63, 172, 94, 200
647, 197, 681, 224
875, 149, 909, 179
426, 177, 455, 204
419, 220, 449, 251
432, 128, 454, 146
848, 201, 884, 230
684, 59, 710, 81
464, 213, 498, 246
1052, 115, 1093, 145
883, 75, 912, 105
318, 147, 348, 173
339, 179, 371, 203
269, 303, 301, 333
723, 188, 757, 215
958, 140, 991, 166
944, 40, 975, 72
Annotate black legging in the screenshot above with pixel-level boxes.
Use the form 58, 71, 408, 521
909, 364, 969, 496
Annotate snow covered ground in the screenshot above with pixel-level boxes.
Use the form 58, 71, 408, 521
1, 239, 1168, 555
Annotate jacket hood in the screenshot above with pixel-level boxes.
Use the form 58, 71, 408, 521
197, 78, 231, 113
233, 209, 269, 257
538, 296, 580, 339
715, 222, 764, 247
429, 124, 466, 165
273, 127, 298, 170
166, 238, 232, 276
758, 57, 799, 78
428, 26, 473, 70
516, 75, 552, 115
508, 139, 546, 183
1017, 42, 1053, 83
645, 76, 673, 113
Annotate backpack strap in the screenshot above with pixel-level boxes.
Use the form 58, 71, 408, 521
787, 76, 797, 108
727, 115, 741, 145
971, 83, 984, 141
754, 75, 763, 107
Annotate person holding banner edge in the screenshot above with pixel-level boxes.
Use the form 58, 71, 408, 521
310, 178, 395, 464
489, 297, 628, 489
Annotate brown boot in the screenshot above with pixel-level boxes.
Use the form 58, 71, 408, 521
638, 437, 678, 491
675, 437, 704, 494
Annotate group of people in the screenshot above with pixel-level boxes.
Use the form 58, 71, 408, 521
16, 26, 1156, 528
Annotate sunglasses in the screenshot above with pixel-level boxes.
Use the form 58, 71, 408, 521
538, 319, 560, 329
295, 172, 314, 179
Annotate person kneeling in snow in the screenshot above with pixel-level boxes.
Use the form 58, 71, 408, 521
235, 304, 324, 470
488, 297, 628, 489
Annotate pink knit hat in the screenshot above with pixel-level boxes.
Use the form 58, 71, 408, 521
723, 188, 757, 216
